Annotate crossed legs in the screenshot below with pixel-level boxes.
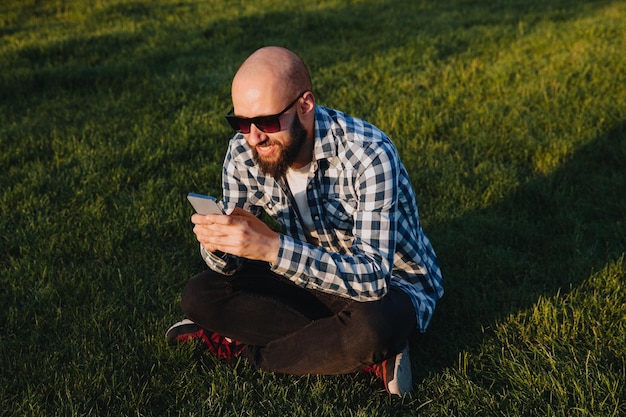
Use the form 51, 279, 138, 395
180, 261, 417, 375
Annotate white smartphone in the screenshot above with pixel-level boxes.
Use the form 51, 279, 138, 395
187, 193, 224, 215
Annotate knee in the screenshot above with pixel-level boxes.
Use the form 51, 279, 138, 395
352, 305, 395, 351
347, 294, 416, 361
180, 270, 227, 320
180, 276, 202, 319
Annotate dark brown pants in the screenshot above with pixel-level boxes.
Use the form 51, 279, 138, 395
181, 261, 416, 375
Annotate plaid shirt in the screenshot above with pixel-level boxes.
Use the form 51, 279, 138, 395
202, 105, 443, 332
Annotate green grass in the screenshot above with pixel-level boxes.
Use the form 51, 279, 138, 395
1, 0, 625, 415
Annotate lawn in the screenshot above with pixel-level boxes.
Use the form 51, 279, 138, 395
1, 0, 625, 415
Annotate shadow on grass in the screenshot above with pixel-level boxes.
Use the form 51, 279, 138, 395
416, 119, 626, 376
1, 0, 615, 106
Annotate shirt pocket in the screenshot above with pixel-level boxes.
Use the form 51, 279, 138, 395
322, 199, 355, 251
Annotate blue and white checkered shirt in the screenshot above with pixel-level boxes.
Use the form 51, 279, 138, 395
202, 105, 444, 332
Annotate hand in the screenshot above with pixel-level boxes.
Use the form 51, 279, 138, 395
191, 207, 280, 264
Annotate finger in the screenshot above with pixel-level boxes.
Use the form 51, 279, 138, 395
204, 213, 238, 226
192, 213, 231, 225
194, 224, 230, 240
191, 213, 211, 225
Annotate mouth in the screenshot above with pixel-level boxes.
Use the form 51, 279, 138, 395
255, 140, 276, 156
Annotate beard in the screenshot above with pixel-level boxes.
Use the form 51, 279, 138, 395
251, 114, 308, 179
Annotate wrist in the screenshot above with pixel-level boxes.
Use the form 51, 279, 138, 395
266, 233, 281, 265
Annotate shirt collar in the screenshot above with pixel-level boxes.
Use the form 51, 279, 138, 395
312, 105, 342, 163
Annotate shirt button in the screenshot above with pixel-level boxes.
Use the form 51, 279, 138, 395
314, 216, 319, 220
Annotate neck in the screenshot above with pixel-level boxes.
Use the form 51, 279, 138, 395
291, 134, 315, 169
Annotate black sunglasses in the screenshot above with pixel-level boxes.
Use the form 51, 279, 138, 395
225, 91, 307, 134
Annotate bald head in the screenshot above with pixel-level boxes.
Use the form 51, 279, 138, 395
231, 47, 312, 117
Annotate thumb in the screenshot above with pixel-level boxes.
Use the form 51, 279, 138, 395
229, 207, 255, 218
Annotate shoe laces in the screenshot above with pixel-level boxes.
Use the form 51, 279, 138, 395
200, 329, 246, 360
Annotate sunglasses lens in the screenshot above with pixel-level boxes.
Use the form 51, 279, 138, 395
238, 120, 252, 134
253, 116, 281, 133
226, 116, 251, 133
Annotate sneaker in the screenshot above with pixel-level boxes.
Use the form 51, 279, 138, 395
363, 344, 412, 396
166, 319, 246, 360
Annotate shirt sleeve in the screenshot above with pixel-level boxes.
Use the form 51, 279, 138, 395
199, 138, 252, 275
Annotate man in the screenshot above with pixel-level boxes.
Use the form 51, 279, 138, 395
166, 46, 443, 396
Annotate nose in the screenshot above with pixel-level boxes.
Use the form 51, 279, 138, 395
245, 124, 267, 147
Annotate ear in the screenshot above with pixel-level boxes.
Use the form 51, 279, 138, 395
299, 91, 316, 116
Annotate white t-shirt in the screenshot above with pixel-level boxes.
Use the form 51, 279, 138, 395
285, 163, 320, 245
